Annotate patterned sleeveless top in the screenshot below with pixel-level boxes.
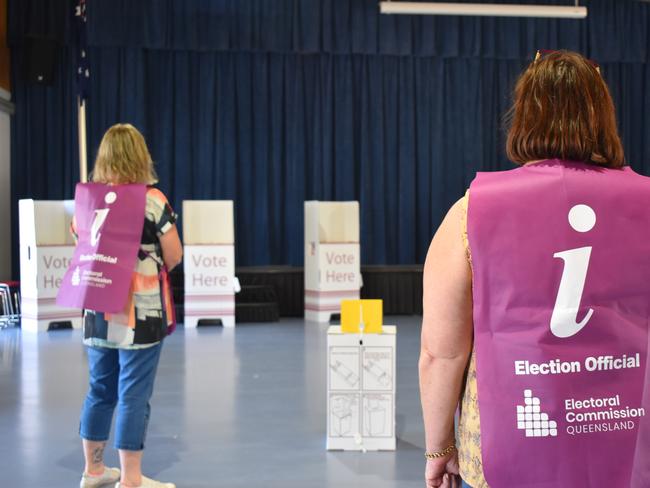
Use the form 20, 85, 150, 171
79, 188, 177, 349
458, 191, 489, 487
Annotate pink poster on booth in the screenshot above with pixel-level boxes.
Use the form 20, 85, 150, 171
57, 183, 146, 313
468, 160, 650, 487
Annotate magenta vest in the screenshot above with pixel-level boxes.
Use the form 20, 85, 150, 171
57, 183, 146, 314
468, 160, 650, 487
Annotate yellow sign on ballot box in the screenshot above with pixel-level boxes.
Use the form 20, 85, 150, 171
341, 299, 383, 334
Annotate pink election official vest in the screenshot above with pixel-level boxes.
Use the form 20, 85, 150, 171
467, 160, 650, 487
57, 183, 146, 314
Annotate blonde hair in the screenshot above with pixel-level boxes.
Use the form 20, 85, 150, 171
91, 123, 158, 185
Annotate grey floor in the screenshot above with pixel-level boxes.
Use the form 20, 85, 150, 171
0, 316, 426, 488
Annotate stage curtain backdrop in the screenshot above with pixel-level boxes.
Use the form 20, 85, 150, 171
9, 0, 650, 270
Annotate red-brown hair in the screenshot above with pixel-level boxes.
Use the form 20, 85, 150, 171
506, 50, 624, 168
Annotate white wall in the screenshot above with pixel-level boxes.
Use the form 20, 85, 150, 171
0, 87, 11, 280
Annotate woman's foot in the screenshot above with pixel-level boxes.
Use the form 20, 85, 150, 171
115, 476, 175, 488
80, 466, 121, 487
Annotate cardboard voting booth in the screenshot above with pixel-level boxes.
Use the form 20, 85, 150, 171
183, 201, 237, 328
304, 201, 361, 322
327, 300, 396, 451
19, 199, 82, 332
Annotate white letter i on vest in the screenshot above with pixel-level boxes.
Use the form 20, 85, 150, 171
550, 204, 596, 338
90, 191, 118, 247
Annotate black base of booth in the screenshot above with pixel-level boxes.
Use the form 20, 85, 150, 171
171, 265, 423, 323
361, 265, 423, 315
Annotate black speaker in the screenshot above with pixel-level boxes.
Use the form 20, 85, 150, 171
23, 37, 61, 85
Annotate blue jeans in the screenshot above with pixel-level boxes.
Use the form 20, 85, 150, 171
461, 482, 473, 488
80, 343, 163, 450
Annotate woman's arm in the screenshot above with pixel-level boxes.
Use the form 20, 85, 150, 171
159, 225, 183, 271
70, 216, 78, 244
420, 199, 473, 488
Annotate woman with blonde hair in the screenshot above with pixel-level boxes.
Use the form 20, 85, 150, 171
76, 124, 182, 488
420, 51, 650, 487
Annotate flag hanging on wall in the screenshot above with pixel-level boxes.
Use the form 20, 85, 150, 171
75, 0, 89, 100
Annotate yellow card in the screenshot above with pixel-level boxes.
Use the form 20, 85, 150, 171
341, 299, 383, 334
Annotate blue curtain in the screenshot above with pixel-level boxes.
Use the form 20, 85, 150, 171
81, 0, 649, 62
9, 0, 650, 271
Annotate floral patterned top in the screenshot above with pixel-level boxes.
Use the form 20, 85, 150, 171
457, 191, 489, 487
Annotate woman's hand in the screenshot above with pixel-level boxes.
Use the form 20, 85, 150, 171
425, 452, 460, 488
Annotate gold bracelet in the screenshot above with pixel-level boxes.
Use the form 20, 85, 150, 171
424, 444, 456, 459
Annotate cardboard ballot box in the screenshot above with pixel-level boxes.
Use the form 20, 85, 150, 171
19, 199, 82, 332
327, 325, 396, 451
183, 200, 237, 328
304, 201, 361, 322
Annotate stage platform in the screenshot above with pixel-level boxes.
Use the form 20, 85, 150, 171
171, 265, 423, 323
